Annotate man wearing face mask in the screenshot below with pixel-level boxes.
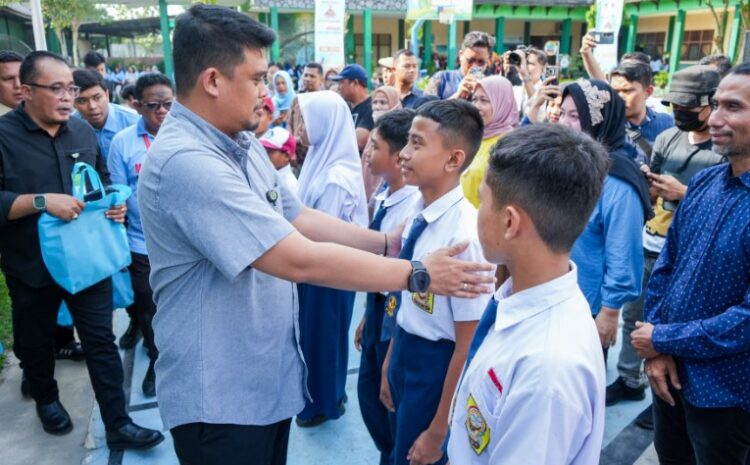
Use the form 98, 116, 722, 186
608, 65, 725, 429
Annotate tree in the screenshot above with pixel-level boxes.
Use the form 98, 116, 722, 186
42, 0, 107, 66
706, 0, 750, 59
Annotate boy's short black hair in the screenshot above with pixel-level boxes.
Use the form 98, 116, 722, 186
374, 108, 416, 153
304, 62, 323, 75
19, 51, 68, 85
73, 69, 106, 93
611, 61, 653, 88
416, 99, 483, 171
120, 84, 136, 101
621, 51, 651, 65
728, 61, 750, 76
486, 123, 609, 253
173, 4, 276, 97
134, 72, 174, 100
0, 50, 23, 64
83, 51, 106, 68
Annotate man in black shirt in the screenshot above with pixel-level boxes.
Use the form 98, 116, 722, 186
331, 64, 373, 152
0, 51, 162, 450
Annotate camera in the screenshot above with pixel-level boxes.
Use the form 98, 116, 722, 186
508, 45, 528, 66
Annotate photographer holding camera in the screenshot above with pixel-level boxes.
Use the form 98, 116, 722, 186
424, 31, 495, 100
503, 46, 547, 119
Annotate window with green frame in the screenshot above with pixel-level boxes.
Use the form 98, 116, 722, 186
636, 32, 666, 59
354, 33, 392, 66
680, 29, 714, 61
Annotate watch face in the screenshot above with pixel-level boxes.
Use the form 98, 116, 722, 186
33, 195, 45, 210
412, 270, 431, 292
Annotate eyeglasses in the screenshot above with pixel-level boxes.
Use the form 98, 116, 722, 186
27, 83, 80, 98
141, 100, 173, 111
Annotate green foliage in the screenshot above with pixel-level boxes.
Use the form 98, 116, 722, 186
585, 5, 596, 31
0, 274, 12, 371
654, 71, 669, 90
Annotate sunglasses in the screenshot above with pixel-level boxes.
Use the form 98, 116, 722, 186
142, 100, 173, 111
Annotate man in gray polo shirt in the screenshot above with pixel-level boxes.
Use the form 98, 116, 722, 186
138, 6, 494, 465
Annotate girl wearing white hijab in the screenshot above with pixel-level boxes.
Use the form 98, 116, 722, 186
292, 91, 368, 426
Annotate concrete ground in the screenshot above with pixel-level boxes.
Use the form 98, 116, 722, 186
0, 294, 661, 465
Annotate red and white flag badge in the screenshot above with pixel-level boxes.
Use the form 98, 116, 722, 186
488, 368, 503, 394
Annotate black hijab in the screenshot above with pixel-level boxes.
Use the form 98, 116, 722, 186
563, 79, 653, 221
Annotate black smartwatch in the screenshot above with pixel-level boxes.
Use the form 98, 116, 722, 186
33, 194, 47, 211
408, 260, 431, 293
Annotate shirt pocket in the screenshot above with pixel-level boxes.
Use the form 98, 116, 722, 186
471, 366, 507, 420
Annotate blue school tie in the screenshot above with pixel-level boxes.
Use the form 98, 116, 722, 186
370, 203, 389, 231
465, 298, 498, 369
380, 215, 429, 341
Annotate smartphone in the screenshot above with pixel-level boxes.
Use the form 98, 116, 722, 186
546, 67, 559, 86
591, 30, 615, 45
469, 66, 484, 79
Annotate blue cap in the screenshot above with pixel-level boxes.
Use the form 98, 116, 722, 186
330, 64, 369, 85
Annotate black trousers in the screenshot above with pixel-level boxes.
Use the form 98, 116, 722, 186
172, 420, 292, 465
7, 275, 130, 430
654, 387, 750, 465
129, 252, 157, 361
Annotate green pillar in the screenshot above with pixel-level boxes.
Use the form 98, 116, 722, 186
398, 19, 405, 51
423, 21, 432, 68
364, 9, 373, 88
523, 21, 531, 45
560, 18, 572, 55
665, 15, 675, 61
448, 20, 457, 70
347, 14, 355, 62
258, 12, 267, 25
159, 0, 173, 78
270, 7, 280, 62
463, 21, 470, 37
668, 9, 686, 78
494, 17, 505, 54
728, 4, 742, 61
625, 14, 638, 53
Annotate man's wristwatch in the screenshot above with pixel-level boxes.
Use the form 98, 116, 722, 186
33, 194, 47, 211
408, 260, 431, 293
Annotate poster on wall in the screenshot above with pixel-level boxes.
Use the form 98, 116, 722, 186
314, 0, 346, 69
593, 0, 624, 73
406, 0, 473, 21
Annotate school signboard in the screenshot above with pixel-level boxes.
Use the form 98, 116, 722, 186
406, 0, 474, 21
592, 0, 624, 73
314, 0, 346, 69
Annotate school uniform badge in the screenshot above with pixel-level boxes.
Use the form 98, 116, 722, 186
466, 394, 490, 455
411, 292, 434, 314
386, 295, 398, 317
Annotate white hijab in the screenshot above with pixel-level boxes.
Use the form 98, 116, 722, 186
296, 91, 368, 225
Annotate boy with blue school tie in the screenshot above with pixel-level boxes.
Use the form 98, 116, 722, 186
356, 109, 421, 465
380, 100, 493, 465
447, 124, 609, 464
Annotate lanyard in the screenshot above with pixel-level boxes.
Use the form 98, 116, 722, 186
142, 134, 151, 150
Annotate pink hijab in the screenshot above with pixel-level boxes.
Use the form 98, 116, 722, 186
476, 75, 519, 139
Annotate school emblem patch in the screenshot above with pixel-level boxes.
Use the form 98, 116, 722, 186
386, 295, 398, 317
411, 292, 434, 314
465, 394, 490, 455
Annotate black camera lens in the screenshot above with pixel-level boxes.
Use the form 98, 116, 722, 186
509, 52, 522, 66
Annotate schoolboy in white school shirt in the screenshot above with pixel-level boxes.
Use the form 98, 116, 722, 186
448, 124, 608, 465
380, 100, 493, 465
356, 109, 421, 465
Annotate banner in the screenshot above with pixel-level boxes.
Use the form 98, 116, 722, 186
406, 0, 473, 21
314, 0, 346, 69
593, 0, 624, 73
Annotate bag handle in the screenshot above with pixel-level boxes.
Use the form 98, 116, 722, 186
71, 162, 104, 201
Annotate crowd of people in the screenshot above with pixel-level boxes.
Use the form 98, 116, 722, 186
0, 3, 748, 465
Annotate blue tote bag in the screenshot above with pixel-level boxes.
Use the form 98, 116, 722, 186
38, 162, 133, 295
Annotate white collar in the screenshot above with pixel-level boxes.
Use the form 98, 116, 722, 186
375, 184, 419, 208
419, 185, 464, 224
493, 262, 579, 331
